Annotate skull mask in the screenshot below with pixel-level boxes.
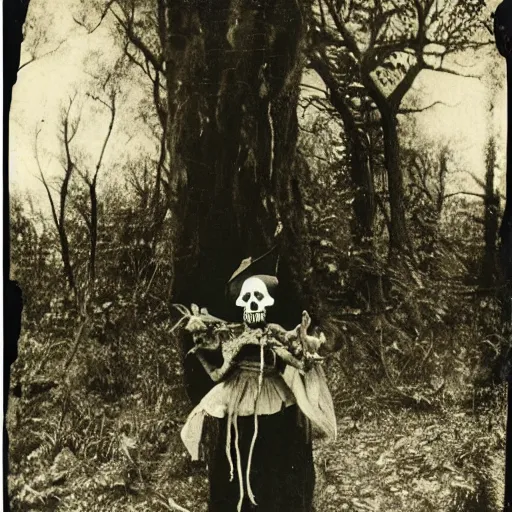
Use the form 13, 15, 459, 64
236, 276, 275, 326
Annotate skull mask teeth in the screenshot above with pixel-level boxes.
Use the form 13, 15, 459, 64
236, 277, 275, 326
243, 311, 266, 325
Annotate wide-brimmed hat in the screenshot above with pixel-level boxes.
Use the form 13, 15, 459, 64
226, 245, 279, 302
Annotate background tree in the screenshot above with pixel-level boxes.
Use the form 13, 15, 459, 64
309, 0, 492, 262
479, 133, 501, 290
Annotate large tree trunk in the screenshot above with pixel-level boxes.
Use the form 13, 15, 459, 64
162, 0, 315, 404
346, 120, 385, 311
379, 105, 421, 330
380, 106, 411, 261
164, 0, 311, 324
162, 8, 318, 509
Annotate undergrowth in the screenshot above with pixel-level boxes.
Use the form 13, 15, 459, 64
7, 296, 508, 512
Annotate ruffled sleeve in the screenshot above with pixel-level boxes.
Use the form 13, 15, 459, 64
281, 363, 337, 441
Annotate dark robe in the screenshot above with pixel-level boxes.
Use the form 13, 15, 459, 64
205, 405, 315, 512
184, 341, 316, 512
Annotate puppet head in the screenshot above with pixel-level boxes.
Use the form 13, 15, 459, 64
236, 276, 276, 326
226, 246, 279, 327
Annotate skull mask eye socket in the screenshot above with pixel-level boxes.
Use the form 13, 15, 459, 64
254, 291, 264, 301
242, 292, 251, 302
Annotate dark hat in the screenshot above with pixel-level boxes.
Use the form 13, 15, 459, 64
226, 246, 279, 302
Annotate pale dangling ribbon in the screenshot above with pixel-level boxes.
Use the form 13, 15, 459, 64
245, 341, 265, 506
225, 340, 265, 511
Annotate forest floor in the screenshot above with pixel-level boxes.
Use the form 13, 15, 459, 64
312, 405, 506, 512
8, 391, 506, 512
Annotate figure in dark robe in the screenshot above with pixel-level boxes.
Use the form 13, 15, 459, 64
179, 248, 336, 512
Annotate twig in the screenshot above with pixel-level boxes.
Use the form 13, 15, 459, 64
61, 315, 91, 377
22, 485, 45, 502
154, 494, 191, 512
398, 100, 461, 114
300, 83, 328, 95
73, 0, 115, 34
420, 338, 435, 367
166, 498, 191, 512
19, 40, 65, 71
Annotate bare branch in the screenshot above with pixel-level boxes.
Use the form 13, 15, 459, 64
59, 96, 79, 239
111, 7, 163, 73
34, 127, 59, 232
423, 63, 482, 79
123, 41, 154, 81
19, 40, 65, 71
73, 0, 115, 34
90, 92, 117, 185
35, 119, 76, 292
467, 171, 486, 189
444, 191, 485, 200
398, 100, 461, 114
300, 83, 328, 96
323, 0, 361, 59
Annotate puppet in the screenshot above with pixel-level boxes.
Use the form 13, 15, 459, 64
179, 249, 336, 512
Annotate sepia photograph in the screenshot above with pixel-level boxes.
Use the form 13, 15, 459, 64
5, 0, 512, 510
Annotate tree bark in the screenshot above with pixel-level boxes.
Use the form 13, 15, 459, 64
159, 8, 318, 508
359, 64, 413, 265
379, 105, 422, 330
481, 137, 500, 289
380, 106, 411, 261
58, 225, 75, 292
89, 182, 98, 284
310, 57, 384, 311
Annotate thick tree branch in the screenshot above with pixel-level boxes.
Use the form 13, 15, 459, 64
323, 0, 361, 59
388, 62, 421, 110
444, 191, 485, 200
111, 7, 163, 73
